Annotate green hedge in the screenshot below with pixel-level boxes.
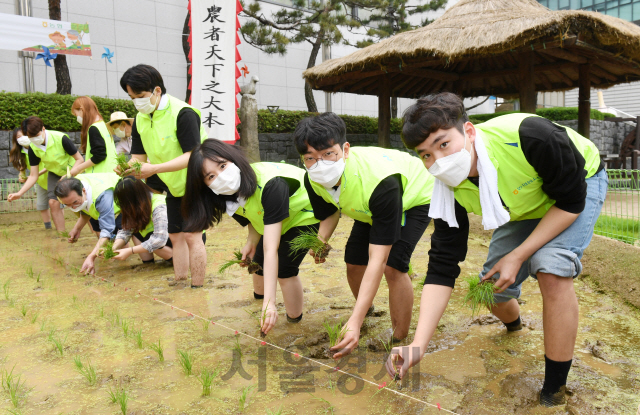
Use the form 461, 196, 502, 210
0, 92, 617, 134
468, 107, 614, 124
0, 92, 137, 131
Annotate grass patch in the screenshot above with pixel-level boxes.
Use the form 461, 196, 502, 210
177, 350, 194, 376
1, 365, 27, 409
594, 214, 640, 244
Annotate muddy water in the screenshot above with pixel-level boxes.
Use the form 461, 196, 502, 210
0, 212, 639, 415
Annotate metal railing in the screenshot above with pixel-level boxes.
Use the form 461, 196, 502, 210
596, 169, 640, 245
0, 178, 40, 214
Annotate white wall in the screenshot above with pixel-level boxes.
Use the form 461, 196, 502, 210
0, 0, 188, 102
565, 82, 640, 117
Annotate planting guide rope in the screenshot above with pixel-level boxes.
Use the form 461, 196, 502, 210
43, 251, 459, 414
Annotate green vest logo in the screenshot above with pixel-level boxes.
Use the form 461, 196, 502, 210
513, 176, 541, 195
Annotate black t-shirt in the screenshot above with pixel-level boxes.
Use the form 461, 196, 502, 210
304, 173, 405, 245
88, 125, 107, 164
28, 134, 77, 166
424, 116, 605, 288
232, 177, 300, 228
130, 106, 202, 156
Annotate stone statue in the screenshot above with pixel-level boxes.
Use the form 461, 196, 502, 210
239, 75, 260, 162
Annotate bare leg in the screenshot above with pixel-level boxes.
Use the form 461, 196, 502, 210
345, 263, 367, 299
384, 266, 413, 340
537, 272, 578, 361
253, 274, 264, 296
170, 232, 189, 281
185, 231, 206, 287
491, 298, 520, 323
49, 199, 65, 231
132, 236, 154, 262
39, 209, 51, 225
278, 276, 303, 318
154, 246, 173, 260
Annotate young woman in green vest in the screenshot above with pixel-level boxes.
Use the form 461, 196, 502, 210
9, 126, 52, 229
8, 116, 83, 231
69, 96, 118, 176
118, 64, 208, 287
293, 113, 435, 359
54, 173, 123, 275
183, 139, 319, 335
111, 176, 173, 263
386, 93, 608, 407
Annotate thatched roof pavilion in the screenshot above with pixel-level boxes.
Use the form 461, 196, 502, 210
303, 0, 640, 145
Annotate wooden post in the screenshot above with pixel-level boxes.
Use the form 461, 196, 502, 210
378, 77, 391, 148
578, 64, 591, 138
518, 51, 536, 114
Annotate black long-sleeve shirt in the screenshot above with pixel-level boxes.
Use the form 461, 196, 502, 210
424, 116, 604, 287
88, 125, 107, 164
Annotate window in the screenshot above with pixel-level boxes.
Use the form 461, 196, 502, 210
619, 3, 633, 18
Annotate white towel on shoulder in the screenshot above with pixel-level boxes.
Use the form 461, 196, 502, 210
226, 197, 246, 217
428, 131, 510, 230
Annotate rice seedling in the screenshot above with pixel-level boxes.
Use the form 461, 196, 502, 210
30, 310, 40, 324
379, 327, 400, 382
3, 280, 10, 300
266, 405, 284, 415
19, 303, 28, 317
54, 254, 65, 267
39, 318, 47, 332
121, 319, 130, 338
463, 275, 497, 316
244, 299, 271, 338
322, 320, 348, 349
177, 349, 194, 376
99, 240, 117, 260
72, 295, 78, 308
132, 329, 143, 349
238, 384, 257, 412
98, 304, 105, 318
309, 392, 335, 415
115, 152, 130, 177
49, 332, 68, 356
111, 310, 121, 327
25, 265, 34, 279
35, 272, 41, 283
198, 366, 221, 396
218, 250, 262, 275
1, 365, 27, 409
58, 230, 70, 238
231, 335, 243, 358
148, 339, 164, 362
289, 230, 332, 260
201, 318, 210, 332
131, 159, 143, 175
107, 380, 128, 415
8, 297, 16, 308
1, 229, 8, 238
73, 356, 98, 386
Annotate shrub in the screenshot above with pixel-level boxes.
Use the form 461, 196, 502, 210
0, 92, 137, 131
469, 107, 610, 124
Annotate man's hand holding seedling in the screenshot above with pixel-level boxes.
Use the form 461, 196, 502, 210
68, 226, 81, 243
385, 343, 425, 380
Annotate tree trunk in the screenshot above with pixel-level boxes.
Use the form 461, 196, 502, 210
48, 0, 72, 95
305, 32, 323, 113
183, 12, 191, 103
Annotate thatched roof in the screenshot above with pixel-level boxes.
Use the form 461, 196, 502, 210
304, 0, 640, 98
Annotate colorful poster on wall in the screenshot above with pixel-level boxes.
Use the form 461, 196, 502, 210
0, 13, 91, 56
188, 0, 241, 143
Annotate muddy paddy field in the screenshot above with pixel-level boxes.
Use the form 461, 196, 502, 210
0, 211, 639, 415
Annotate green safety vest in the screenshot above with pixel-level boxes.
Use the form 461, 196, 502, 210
138, 193, 167, 237
453, 113, 602, 221
76, 173, 121, 220
85, 121, 118, 173
23, 148, 48, 190
308, 147, 434, 225
134, 95, 208, 197
235, 162, 318, 234
29, 130, 76, 177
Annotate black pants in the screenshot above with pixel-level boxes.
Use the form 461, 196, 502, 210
253, 223, 320, 279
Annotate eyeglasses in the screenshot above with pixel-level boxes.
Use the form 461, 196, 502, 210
302, 151, 340, 170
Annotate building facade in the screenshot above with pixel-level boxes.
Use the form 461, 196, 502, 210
537, 0, 640, 116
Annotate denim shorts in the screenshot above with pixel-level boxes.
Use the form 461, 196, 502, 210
478, 169, 608, 303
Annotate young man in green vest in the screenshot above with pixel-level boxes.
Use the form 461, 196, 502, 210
386, 93, 607, 407
294, 112, 435, 360
54, 173, 122, 275
118, 64, 208, 287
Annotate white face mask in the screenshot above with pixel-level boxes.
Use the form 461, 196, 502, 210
30, 133, 45, 146
133, 90, 158, 115
114, 127, 125, 138
427, 134, 472, 187
17, 136, 31, 148
306, 149, 346, 189
208, 162, 242, 195
69, 191, 90, 213
76, 115, 83, 124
